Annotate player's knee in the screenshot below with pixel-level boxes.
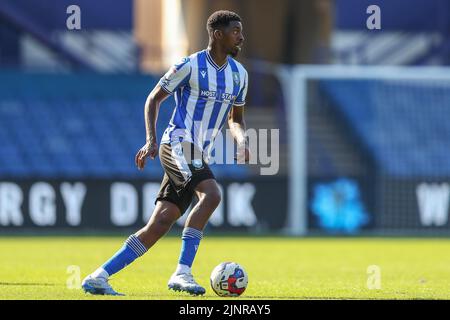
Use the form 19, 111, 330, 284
156, 215, 175, 227
205, 188, 222, 208
154, 212, 177, 228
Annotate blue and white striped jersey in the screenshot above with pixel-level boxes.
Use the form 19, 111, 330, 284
159, 49, 248, 156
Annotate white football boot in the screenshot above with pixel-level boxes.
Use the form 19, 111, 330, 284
81, 275, 124, 296
168, 273, 206, 295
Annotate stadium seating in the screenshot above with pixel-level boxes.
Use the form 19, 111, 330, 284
0, 72, 250, 179
320, 79, 450, 177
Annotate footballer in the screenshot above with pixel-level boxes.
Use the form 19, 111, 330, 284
82, 10, 249, 296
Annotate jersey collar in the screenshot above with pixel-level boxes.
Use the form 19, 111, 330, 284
205, 50, 229, 72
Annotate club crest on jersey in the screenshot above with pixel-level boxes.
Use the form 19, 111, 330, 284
192, 159, 203, 170
174, 145, 184, 157
232, 72, 240, 86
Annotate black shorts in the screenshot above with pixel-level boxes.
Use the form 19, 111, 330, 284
155, 141, 215, 215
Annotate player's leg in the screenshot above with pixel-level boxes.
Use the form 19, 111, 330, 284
82, 198, 180, 296
159, 142, 218, 295
169, 181, 221, 295
98, 199, 179, 276
185, 179, 221, 229
98, 200, 180, 277
135, 200, 181, 249
174, 179, 220, 275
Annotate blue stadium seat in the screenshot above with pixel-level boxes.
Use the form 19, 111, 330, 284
0, 73, 250, 179
321, 79, 450, 177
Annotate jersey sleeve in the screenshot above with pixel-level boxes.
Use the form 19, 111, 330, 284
158, 57, 191, 94
234, 70, 248, 107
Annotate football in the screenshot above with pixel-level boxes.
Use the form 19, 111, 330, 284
210, 262, 248, 297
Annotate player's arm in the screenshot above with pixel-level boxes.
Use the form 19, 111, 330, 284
135, 85, 170, 170
228, 105, 250, 163
135, 57, 191, 170
228, 69, 250, 163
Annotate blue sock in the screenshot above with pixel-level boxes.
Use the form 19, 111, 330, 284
178, 227, 203, 268
102, 235, 148, 277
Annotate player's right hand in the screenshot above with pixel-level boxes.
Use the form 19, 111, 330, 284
135, 141, 158, 170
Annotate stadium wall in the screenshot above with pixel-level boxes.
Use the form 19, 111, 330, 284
0, 178, 287, 233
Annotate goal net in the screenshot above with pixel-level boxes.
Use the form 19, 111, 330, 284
279, 66, 450, 235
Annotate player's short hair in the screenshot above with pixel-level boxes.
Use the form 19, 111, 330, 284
207, 10, 242, 35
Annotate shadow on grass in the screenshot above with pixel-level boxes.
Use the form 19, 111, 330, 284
0, 282, 59, 287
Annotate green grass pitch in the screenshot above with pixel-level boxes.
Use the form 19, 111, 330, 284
0, 236, 449, 300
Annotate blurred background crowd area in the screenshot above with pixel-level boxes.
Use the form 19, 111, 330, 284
1, 0, 449, 179
2, 0, 450, 72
